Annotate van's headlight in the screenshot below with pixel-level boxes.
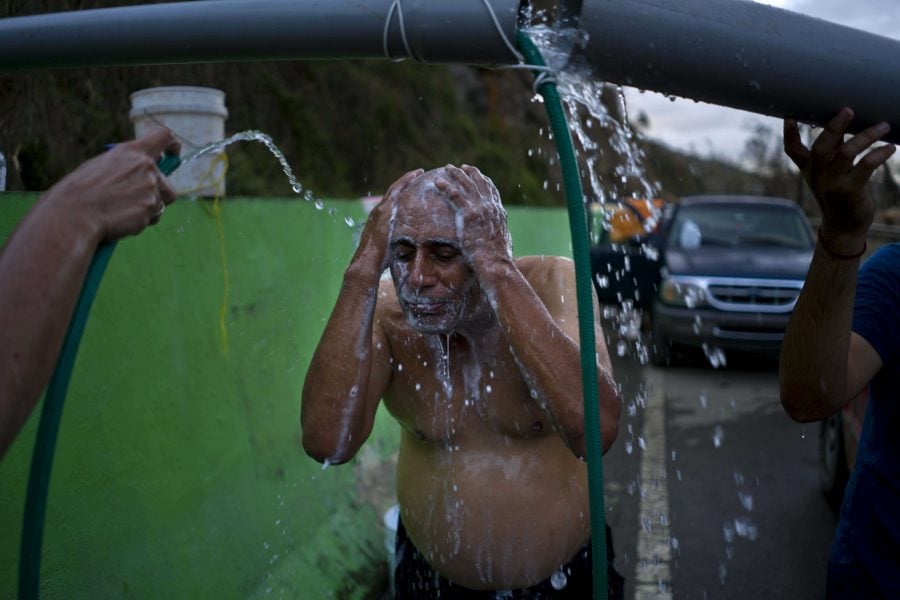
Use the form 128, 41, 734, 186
659, 277, 709, 308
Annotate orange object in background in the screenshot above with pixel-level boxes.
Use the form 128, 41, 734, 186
606, 198, 666, 243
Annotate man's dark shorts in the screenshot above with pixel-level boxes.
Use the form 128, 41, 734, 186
393, 518, 625, 599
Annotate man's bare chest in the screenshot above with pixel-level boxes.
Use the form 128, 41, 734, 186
380, 328, 547, 446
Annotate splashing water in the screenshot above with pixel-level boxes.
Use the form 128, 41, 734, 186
183, 130, 357, 228
525, 25, 659, 206
702, 343, 728, 369
438, 334, 452, 380
550, 569, 568, 591
712, 424, 724, 448
733, 516, 759, 541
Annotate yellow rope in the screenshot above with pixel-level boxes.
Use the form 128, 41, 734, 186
181, 152, 231, 357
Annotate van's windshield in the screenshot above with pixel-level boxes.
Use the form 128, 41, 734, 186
669, 203, 815, 250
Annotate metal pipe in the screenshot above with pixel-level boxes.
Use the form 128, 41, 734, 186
573, 0, 900, 143
4, 0, 900, 138
0, 0, 521, 70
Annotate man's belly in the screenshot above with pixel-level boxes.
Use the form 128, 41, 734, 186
396, 432, 591, 590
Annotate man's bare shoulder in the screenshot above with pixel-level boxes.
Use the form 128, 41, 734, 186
376, 274, 399, 307
515, 256, 575, 293
374, 274, 404, 327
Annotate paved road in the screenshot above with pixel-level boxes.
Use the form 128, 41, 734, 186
602, 329, 838, 600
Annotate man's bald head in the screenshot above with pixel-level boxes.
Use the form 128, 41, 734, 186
396, 167, 454, 211
392, 165, 512, 256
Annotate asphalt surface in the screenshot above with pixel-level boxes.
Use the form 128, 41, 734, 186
602, 323, 838, 600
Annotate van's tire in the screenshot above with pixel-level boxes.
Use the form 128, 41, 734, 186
819, 412, 850, 511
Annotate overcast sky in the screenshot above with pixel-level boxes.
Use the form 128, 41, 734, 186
622, 0, 900, 163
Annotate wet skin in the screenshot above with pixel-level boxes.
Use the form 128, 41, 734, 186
301, 166, 620, 590
378, 258, 594, 588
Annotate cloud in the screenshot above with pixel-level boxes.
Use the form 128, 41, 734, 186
789, 0, 900, 38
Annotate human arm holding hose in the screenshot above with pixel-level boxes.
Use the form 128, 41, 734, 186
301, 169, 423, 465
436, 165, 620, 458
0, 128, 180, 459
779, 108, 894, 422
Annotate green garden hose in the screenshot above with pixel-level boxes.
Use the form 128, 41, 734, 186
517, 31, 609, 600
18, 154, 181, 600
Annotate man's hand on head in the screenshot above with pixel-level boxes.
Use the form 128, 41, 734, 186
356, 168, 424, 273
434, 164, 512, 270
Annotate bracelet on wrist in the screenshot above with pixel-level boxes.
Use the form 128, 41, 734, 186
817, 228, 867, 260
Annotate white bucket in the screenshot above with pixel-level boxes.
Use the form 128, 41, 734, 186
129, 86, 228, 197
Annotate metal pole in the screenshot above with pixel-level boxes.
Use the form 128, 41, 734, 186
0, 0, 521, 70
574, 0, 900, 143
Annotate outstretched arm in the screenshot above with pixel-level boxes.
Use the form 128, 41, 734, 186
301, 169, 422, 464
0, 128, 179, 458
779, 109, 892, 422
436, 165, 620, 458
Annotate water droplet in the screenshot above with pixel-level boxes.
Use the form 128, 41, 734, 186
702, 343, 727, 369
712, 424, 724, 448
550, 569, 568, 590
344, 216, 356, 227
636, 343, 649, 365
314, 199, 324, 210
734, 516, 759, 540
722, 522, 735, 543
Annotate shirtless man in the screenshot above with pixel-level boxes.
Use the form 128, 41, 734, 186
301, 165, 621, 597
